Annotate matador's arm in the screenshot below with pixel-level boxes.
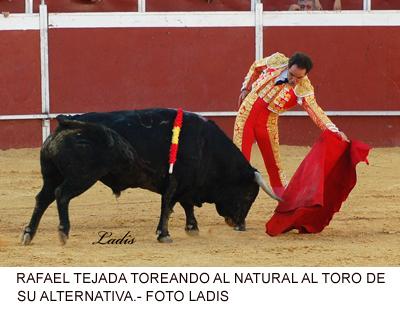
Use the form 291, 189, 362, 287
240, 58, 268, 92
295, 77, 340, 133
302, 95, 339, 132
302, 95, 349, 142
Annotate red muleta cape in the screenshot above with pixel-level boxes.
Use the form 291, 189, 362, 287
266, 130, 370, 236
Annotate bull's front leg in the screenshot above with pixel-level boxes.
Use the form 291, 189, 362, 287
156, 177, 177, 243
156, 197, 174, 243
180, 202, 199, 235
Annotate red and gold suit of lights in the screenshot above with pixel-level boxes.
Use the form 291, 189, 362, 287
233, 52, 338, 197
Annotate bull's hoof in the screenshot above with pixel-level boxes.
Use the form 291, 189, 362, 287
157, 235, 173, 243
21, 226, 33, 246
21, 229, 32, 246
234, 224, 246, 231
58, 230, 69, 245
185, 224, 199, 236
21, 233, 32, 246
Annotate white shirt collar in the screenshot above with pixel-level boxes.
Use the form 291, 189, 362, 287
275, 69, 288, 82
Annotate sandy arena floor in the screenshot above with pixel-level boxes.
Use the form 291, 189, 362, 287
0, 145, 399, 266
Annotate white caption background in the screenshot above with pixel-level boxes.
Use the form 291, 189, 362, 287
1, 267, 399, 314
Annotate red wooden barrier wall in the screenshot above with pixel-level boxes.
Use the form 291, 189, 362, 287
0, 31, 41, 115
0, 4, 399, 148
263, 27, 400, 111
47, 27, 400, 112
0, 30, 42, 148
49, 28, 254, 113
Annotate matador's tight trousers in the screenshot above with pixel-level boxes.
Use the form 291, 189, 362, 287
234, 97, 286, 197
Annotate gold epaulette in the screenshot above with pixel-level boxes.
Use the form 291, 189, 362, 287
266, 52, 289, 69
294, 76, 315, 97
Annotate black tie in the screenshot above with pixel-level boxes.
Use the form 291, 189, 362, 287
275, 78, 288, 86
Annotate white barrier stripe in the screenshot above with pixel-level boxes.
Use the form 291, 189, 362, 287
0, 114, 51, 120
1, 11, 400, 31
138, 0, 146, 13
255, 3, 263, 60
0, 14, 39, 31
48, 12, 256, 28
40, 4, 51, 143
198, 111, 400, 117
364, 0, 372, 11
251, 0, 256, 12
262, 11, 400, 26
1, 111, 400, 121
40, 5, 50, 115
285, 110, 400, 116
47, 11, 400, 29
25, 0, 33, 14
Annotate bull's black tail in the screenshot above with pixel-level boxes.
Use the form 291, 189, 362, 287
56, 115, 112, 141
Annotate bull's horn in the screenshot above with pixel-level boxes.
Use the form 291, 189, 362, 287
254, 171, 283, 202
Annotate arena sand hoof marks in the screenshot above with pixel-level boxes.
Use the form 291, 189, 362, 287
21, 227, 33, 246
185, 224, 199, 236
58, 226, 69, 245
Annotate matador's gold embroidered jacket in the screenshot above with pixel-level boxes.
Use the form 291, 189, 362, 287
239, 52, 338, 132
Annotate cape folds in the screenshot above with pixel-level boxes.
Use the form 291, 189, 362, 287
266, 130, 370, 236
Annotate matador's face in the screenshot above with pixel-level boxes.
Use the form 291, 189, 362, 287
287, 64, 307, 87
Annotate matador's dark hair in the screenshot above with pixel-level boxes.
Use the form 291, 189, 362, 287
288, 52, 313, 73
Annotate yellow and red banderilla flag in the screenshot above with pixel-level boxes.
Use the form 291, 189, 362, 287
169, 108, 183, 174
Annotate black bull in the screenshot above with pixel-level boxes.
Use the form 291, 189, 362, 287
22, 109, 280, 244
